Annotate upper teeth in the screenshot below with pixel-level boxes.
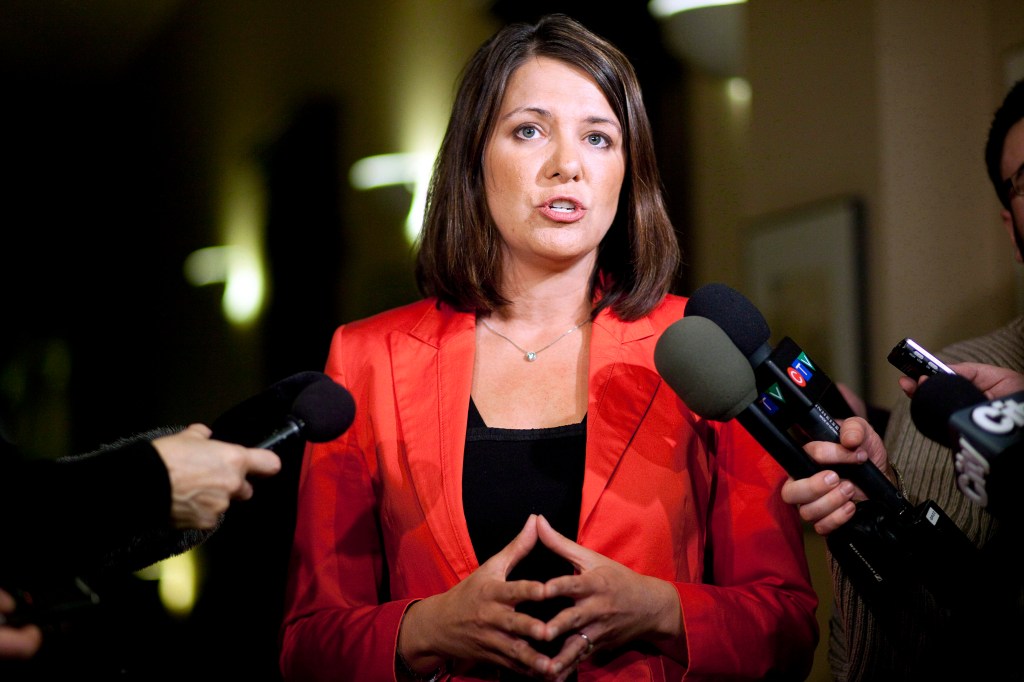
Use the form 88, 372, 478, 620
551, 201, 575, 211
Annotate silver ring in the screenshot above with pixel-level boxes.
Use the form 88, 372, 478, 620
578, 631, 594, 656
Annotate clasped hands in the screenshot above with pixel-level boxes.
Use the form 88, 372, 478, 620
397, 514, 680, 681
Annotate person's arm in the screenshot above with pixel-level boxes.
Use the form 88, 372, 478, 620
2, 425, 281, 580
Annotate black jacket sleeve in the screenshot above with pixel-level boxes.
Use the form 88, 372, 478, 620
1, 428, 212, 585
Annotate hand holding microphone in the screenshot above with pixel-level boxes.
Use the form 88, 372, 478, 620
162, 371, 356, 530
657, 293, 982, 613
654, 316, 908, 605
910, 371, 1024, 520
209, 370, 356, 449
683, 282, 910, 515
154, 424, 281, 530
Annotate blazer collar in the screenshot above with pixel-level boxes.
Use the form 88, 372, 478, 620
581, 312, 661, 530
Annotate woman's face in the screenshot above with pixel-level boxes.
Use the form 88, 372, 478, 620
483, 56, 625, 276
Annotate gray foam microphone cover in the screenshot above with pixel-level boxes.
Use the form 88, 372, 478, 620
654, 315, 759, 421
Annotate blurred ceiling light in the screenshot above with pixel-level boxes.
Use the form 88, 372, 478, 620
727, 77, 751, 105
651, 0, 746, 78
136, 549, 200, 618
648, 0, 745, 18
183, 245, 264, 326
350, 152, 435, 245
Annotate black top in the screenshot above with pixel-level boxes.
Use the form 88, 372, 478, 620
462, 398, 586, 669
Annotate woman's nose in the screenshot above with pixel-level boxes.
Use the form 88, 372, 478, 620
546, 138, 582, 181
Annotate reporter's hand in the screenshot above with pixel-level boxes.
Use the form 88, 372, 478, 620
534, 515, 685, 681
396, 515, 551, 678
781, 417, 890, 536
898, 362, 1024, 400
950, 362, 1024, 399
0, 588, 42, 660
153, 423, 281, 529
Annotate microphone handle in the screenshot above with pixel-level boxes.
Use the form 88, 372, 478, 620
735, 406, 822, 479
831, 461, 912, 516
256, 418, 304, 450
757, 354, 913, 516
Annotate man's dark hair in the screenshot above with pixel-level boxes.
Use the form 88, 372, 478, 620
985, 78, 1024, 209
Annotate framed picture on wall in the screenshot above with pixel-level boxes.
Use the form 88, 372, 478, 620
742, 196, 867, 396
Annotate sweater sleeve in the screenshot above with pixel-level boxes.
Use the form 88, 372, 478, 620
1, 429, 178, 584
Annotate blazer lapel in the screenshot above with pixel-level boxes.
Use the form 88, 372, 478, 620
390, 305, 479, 579
580, 311, 662, 530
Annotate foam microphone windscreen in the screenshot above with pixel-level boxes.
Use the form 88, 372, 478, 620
210, 371, 334, 447
910, 374, 987, 446
654, 315, 759, 420
291, 376, 356, 442
683, 283, 770, 357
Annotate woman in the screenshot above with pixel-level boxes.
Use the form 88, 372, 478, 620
279, 14, 818, 682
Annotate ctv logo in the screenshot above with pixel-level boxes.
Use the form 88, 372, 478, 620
787, 352, 816, 388
757, 383, 786, 414
970, 397, 1024, 434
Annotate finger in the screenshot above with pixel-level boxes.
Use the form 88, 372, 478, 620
795, 481, 857, 526
187, 423, 213, 438
234, 479, 255, 501
535, 515, 591, 571
780, 470, 841, 506
547, 631, 593, 678
0, 623, 43, 659
811, 500, 858, 536
244, 449, 282, 478
803, 440, 867, 467
898, 374, 925, 398
837, 417, 870, 449
488, 515, 541, 580
0, 589, 15, 613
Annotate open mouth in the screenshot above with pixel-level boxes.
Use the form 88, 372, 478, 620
548, 199, 579, 212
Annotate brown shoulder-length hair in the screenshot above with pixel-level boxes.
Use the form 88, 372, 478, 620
414, 13, 680, 321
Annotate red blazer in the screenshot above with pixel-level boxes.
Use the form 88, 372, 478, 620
279, 296, 818, 681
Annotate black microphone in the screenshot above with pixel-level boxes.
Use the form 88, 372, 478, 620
654, 315, 822, 479
655, 315, 982, 613
654, 315, 905, 602
211, 371, 356, 451
256, 376, 356, 449
685, 281, 854, 428
684, 282, 910, 516
911, 374, 1024, 520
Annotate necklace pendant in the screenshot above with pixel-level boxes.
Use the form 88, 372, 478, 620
525, 351, 537, 362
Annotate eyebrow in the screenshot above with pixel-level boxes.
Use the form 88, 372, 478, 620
500, 106, 621, 132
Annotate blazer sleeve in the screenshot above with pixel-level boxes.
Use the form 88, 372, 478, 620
676, 420, 819, 680
278, 325, 415, 682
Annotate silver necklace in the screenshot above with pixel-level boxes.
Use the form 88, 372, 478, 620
479, 317, 590, 362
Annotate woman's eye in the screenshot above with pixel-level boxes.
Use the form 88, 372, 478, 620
587, 133, 610, 147
516, 125, 538, 140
